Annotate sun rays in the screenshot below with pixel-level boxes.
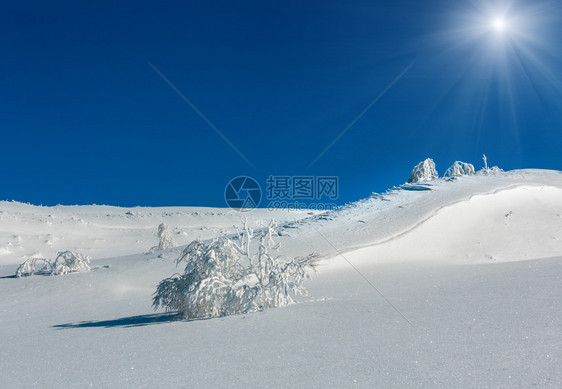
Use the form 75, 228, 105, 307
419, 0, 561, 154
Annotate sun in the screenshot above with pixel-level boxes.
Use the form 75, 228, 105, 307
493, 17, 506, 32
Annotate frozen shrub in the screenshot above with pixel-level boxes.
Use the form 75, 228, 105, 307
153, 219, 316, 320
407, 158, 439, 183
157, 223, 175, 250
15, 259, 35, 278
52, 250, 91, 275
444, 161, 476, 178
150, 223, 176, 252
16, 258, 53, 278
15, 251, 90, 277
480, 154, 503, 174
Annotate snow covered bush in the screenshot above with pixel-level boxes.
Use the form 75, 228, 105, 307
16, 258, 53, 278
444, 161, 476, 178
15, 251, 90, 277
153, 219, 316, 320
52, 250, 91, 275
150, 223, 176, 252
480, 154, 504, 174
407, 158, 439, 183
488, 166, 504, 173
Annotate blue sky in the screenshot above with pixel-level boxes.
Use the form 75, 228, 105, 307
1, 0, 561, 206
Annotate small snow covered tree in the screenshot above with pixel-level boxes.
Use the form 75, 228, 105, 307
149, 223, 176, 253
407, 158, 439, 183
480, 154, 503, 174
15, 251, 90, 277
153, 219, 316, 320
156, 223, 176, 251
444, 161, 476, 178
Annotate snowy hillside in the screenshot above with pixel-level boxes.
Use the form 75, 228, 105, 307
0, 204, 314, 265
1, 169, 561, 388
276, 169, 562, 262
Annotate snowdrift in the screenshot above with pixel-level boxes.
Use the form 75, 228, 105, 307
327, 185, 562, 269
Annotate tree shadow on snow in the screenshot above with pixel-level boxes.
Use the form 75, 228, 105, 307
53, 312, 181, 329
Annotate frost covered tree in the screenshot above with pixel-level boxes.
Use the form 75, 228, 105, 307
480, 154, 503, 174
153, 219, 316, 320
444, 161, 476, 178
155, 223, 176, 251
407, 158, 439, 183
15, 251, 90, 277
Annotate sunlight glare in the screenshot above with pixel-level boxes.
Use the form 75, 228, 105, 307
493, 18, 506, 32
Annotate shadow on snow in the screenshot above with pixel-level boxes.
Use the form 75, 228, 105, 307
53, 312, 181, 329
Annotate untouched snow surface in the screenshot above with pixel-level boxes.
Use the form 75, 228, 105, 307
1, 169, 561, 388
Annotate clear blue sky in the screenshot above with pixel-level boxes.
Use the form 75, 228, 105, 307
1, 0, 561, 206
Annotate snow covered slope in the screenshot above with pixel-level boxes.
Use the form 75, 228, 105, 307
276, 169, 562, 261
0, 203, 314, 265
0, 169, 561, 388
338, 185, 562, 266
